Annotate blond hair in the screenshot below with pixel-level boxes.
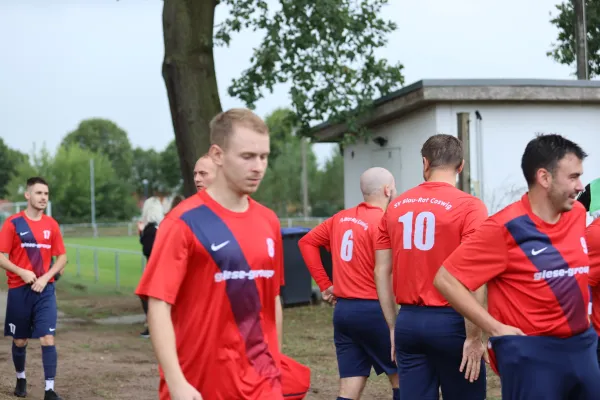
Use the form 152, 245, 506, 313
209, 108, 269, 148
141, 196, 164, 225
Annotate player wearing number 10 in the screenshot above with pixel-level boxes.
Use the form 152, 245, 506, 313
375, 134, 488, 400
298, 167, 399, 400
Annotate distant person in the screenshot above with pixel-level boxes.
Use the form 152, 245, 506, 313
299, 167, 399, 400
169, 194, 185, 212
0, 177, 67, 400
136, 196, 165, 338
193, 153, 217, 192
136, 108, 286, 399
578, 178, 600, 220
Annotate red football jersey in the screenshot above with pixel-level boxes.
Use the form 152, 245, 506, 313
0, 211, 65, 289
298, 202, 384, 300
135, 190, 285, 400
586, 218, 600, 335
376, 182, 488, 306
444, 195, 590, 338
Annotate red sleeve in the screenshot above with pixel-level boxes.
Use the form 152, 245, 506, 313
587, 223, 600, 287
298, 218, 334, 292
461, 199, 488, 243
375, 211, 391, 250
443, 219, 508, 291
51, 220, 66, 256
135, 216, 192, 304
0, 219, 14, 254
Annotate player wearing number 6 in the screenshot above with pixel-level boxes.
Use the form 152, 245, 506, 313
375, 134, 488, 400
298, 167, 399, 400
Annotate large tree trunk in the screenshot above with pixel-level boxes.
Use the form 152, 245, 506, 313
162, 0, 222, 196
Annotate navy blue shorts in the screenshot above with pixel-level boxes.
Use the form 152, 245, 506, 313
490, 326, 600, 400
333, 298, 397, 378
4, 283, 57, 339
395, 305, 486, 400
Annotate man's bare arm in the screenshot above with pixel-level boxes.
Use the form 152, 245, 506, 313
434, 267, 522, 337
44, 254, 67, 280
275, 295, 283, 352
465, 285, 486, 339
0, 253, 26, 275
374, 249, 397, 330
148, 298, 187, 387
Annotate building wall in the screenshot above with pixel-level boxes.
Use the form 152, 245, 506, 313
343, 102, 600, 216
436, 102, 600, 213
343, 106, 437, 207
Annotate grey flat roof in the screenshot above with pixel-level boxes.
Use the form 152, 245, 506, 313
311, 78, 600, 142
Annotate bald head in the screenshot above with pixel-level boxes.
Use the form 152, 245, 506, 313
359, 167, 396, 201
193, 155, 216, 192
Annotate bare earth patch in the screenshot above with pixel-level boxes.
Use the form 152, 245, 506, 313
0, 282, 502, 399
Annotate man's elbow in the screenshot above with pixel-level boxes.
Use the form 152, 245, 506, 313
433, 266, 450, 293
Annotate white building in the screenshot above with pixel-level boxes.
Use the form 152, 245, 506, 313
311, 79, 600, 215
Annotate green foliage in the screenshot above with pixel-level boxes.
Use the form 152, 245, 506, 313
548, 0, 600, 77
61, 119, 134, 181
159, 140, 184, 191
253, 108, 343, 216
0, 138, 28, 198
7, 144, 138, 224
215, 0, 404, 142
311, 146, 344, 216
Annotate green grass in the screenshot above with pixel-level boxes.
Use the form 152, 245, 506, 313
63, 236, 144, 291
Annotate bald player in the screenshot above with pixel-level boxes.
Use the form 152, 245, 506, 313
299, 167, 400, 400
193, 154, 217, 192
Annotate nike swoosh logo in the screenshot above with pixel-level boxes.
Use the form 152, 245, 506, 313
49, 328, 55, 332
19, 232, 28, 236
531, 247, 548, 256
211, 241, 230, 252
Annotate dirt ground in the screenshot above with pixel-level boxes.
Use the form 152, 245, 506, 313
0, 281, 501, 399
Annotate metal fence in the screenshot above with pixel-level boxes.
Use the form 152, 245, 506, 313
64, 243, 145, 290
60, 217, 325, 238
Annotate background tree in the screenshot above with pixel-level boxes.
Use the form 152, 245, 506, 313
131, 147, 166, 195
548, 0, 600, 77
61, 118, 134, 182
7, 144, 137, 224
0, 138, 28, 198
159, 140, 184, 192
162, 0, 404, 195
311, 146, 344, 216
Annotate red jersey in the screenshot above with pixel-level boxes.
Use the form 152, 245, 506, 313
135, 190, 285, 400
444, 194, 590, 338
0, 211, 65, 289
298, 202, 384, 300
586, 218, 600, 335
375, 182, 488, 306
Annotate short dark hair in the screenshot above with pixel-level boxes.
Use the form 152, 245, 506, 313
26, 177, 48, 188
521, 133, 587, 186
421, 134, 463, 170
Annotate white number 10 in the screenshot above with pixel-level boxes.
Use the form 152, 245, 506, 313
398, 211, 436, 251
340, 229, 354, 261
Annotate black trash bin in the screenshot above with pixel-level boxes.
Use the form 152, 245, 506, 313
278, 227, 331, 307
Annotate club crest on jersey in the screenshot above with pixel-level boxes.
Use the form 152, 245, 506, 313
581, 237, 588, 254
266, 238, 275, 258
43, 230, 51, 240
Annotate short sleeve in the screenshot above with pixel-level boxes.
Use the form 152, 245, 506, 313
443, 219, 508, 291
135, 216, 191, 305
0, 220, 15, 254
461, 199, 488, 243
587, 223, 600, 287
375, 212, 391, 250
51, 220, 66, 256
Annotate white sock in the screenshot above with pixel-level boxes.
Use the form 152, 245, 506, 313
16, 371, 25, 379
45, 379, 54, 391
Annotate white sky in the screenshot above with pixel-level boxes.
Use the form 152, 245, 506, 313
0, 0, 582, 167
